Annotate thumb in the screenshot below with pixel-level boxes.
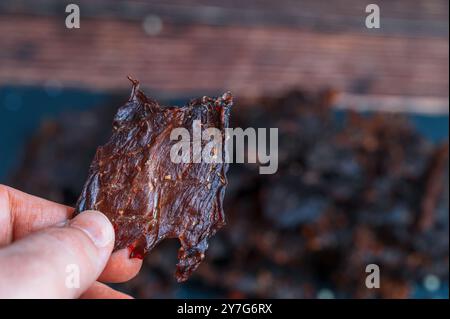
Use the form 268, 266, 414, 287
0, 210, 114, 299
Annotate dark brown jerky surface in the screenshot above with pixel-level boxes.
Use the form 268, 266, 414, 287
74, 78, 233, 282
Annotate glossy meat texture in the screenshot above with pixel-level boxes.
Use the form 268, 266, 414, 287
74, 78, 233, 282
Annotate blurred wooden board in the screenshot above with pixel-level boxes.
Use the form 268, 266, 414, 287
0, 0, 448, 111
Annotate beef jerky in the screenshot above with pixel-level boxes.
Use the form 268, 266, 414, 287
74, 77, 233, 282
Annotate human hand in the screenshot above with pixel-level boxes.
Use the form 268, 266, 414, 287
0, 185, 142, 298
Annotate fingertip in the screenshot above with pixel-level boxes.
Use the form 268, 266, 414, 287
98, 248, 143, 283
70, 210, 114, 249
72, 211, 142, 284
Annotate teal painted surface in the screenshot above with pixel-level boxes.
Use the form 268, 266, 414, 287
0, 85, 110, 181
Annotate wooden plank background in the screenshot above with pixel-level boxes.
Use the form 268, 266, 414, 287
0, 0, 448, 112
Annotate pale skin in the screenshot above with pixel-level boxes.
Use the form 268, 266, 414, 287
0, 184, 143, 298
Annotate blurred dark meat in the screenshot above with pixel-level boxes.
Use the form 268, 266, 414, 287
418, 144, 449, 232
10, 89, 449, 298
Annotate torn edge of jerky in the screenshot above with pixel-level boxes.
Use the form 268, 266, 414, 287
74, 76, 233, 282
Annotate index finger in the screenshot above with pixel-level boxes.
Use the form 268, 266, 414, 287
0, 184, 74, 245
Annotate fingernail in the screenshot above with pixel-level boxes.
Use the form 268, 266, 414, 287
55, 220, 68, 227
70, 210, 114, 248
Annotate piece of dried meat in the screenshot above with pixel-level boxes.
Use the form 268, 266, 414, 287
74, 77, 233, 282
